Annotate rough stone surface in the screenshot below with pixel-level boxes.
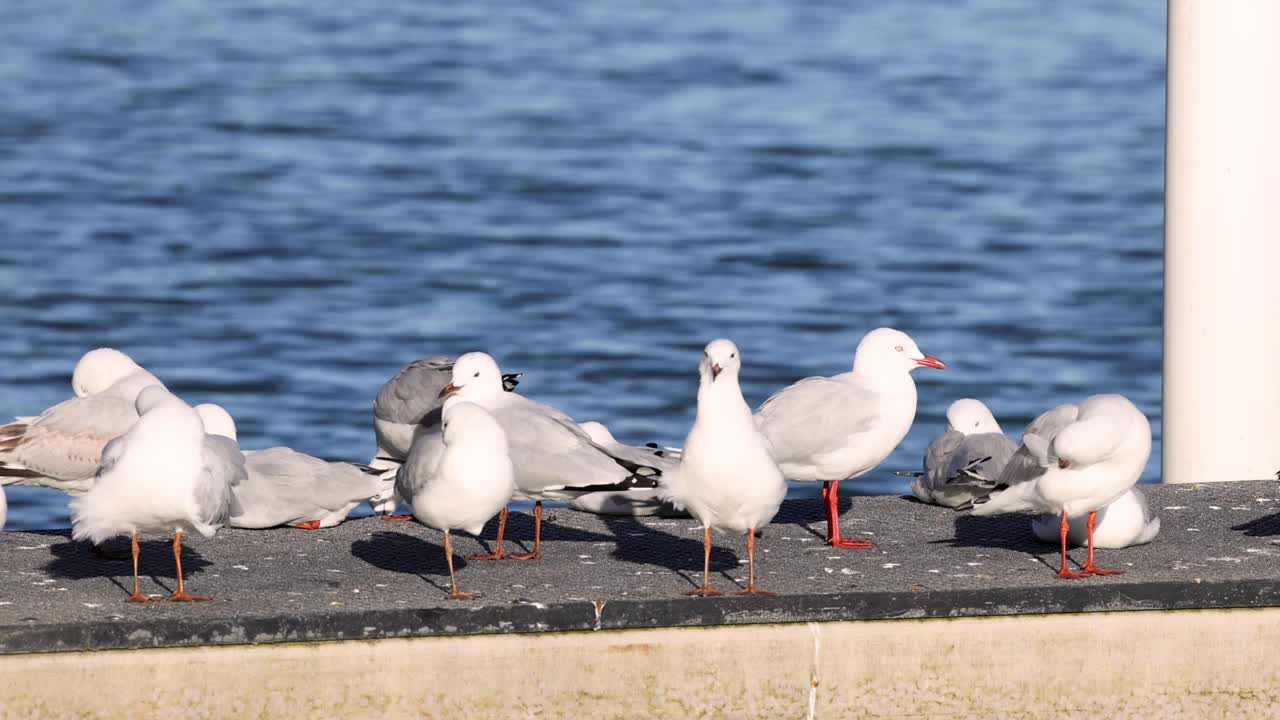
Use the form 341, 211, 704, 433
2, 480, 1279, 654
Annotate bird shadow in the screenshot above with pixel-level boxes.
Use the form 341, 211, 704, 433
932, 513, 1047, 552
350, 530, 453, 594
42, 535, 214, 596
602, 516, 739, 589
1233, 512, 1280, 537
933, 513, 1058, 572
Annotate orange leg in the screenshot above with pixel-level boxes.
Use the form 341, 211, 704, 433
508, 502, 543, 560
738, 528, 774, 596
444, 531, 479, 600
466, 506, 508, 561
125, 531, 153, 603
381, 514, 415, 522
1081, 511, 1125, 576
685, 527, 721, 597
166, 530, 211, 602
825, 480, 875, 549
1055, 511, 1089, 579
292, 520, 322, 530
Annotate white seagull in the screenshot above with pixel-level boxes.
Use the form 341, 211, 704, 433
661, 339, 787, 596
193, 404, 382, 530
0, 348, 164, 494
437, 352, 665, 560
368, 355, 520, 514
904, 398, 1018, 508
755, 327, 945, 548
70, 387, 235, 602
395, 397, 516, 599
965, 394, 1152, 578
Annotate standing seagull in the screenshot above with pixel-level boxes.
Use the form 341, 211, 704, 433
755, 328, 946, 548
439, 352, 663, 560
70, 387, 234, 602
396, 398, 516, 599
369, 355, 520, 514
904, 399, 1017, 509
661, 339, 787, 596
0, 348, 164, 494
966, 394, 1152, 578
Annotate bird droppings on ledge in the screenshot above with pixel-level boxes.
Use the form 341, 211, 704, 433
2, 480, 1280, 655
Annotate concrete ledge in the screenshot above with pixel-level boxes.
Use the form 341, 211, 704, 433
4, 608, 1280, 719
2, 480, 1280, 657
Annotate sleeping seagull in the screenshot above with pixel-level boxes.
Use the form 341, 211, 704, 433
903, 398, 1017, 509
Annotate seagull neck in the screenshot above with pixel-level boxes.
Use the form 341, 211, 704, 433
696, 375, 751, 422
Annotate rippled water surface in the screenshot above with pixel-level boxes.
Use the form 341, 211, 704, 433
0, 2, 1166, 529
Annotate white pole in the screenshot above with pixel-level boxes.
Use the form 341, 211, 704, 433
1164, 0, 1280, 483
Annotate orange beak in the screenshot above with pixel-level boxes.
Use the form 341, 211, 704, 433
437, 382, 460, 398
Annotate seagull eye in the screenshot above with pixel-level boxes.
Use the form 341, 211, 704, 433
894, 345, 904, 352
473, 371, 480, 378
730, 353, 735, 359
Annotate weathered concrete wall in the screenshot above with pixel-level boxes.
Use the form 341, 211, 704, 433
4, 607, 1278, 720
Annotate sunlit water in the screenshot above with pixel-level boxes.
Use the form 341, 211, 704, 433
0, 1, 1166, 530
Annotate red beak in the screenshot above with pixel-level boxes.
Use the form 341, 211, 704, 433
914, 355, 947, 370
437, 382, 460, 398
711, 364, 722, 379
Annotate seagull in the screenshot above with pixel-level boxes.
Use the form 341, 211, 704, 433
395, 398, 516, 599
902, 399, 1017, 508
661, 339, 786, 596
368, 355, 520, 515
1031, 486, 1160, 549
438, 352, 663, 560
1, 348, 164, 494
70, 387, 235, 602
755, 327, 946, 548
193, 405, 382, 530
963, 394, 1152, 578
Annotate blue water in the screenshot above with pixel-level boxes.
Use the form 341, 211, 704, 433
0, 2, 1166, 530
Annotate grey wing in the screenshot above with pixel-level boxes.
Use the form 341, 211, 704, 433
755, 376, 879, 465
922, 430, 966, 488
947, 433, 1018, 482
246, 447, 386, 515
199, 435, 245, 527
993, 403, 1080, 487
3, 394, 138, 482
373, 356, 454, 425
395, 431, 445, 506
494, 399, 651, 495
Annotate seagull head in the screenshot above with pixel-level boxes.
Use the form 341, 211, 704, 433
700, 338, 742, 383
194, 403, 238, 441
945, 398, 1001, 434
853, 328, 946, 376
440, 351, 505, 400
72, 348, 142, 397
